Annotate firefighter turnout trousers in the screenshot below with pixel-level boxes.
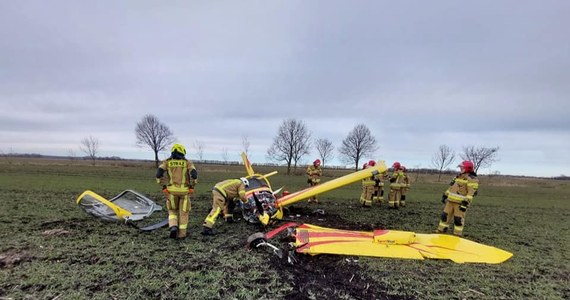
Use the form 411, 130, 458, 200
203, 190, 232, 229
360, 178, 375, 207
308, 178, 320, 203
437, 201, 466, 236
373, 182, 384, 204
388, 183, 402, 208
166, 192, 191, 239
400, 184, 409, 207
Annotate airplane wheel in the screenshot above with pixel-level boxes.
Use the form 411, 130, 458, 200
246, 232, 267, 249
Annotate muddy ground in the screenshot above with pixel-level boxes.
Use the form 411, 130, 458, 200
247, 206, 399, 300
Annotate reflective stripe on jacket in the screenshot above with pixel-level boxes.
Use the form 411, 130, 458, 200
214, 179, 246, 202
445, 172, 479, 203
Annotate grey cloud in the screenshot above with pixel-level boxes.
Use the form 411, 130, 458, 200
1, 1, 569, 176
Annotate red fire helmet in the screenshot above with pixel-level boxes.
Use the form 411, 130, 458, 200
458, 160, 474, 173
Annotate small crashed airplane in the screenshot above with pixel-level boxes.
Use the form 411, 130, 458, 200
238, 152, 388, 225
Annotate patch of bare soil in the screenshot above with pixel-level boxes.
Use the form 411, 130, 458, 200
280, 206, 382, 231
41, 229, 71, 237
259, 206, 410, 300
0, 249, 34, 269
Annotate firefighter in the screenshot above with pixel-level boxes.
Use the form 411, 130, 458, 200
399, 166, 410, 207
306, 159, 322, 203
388, 162, 406, 208
202, 178, 249, 235
436, 160, 479, 236
156, 143, 198, 240
360, 161, 380, 207
372, 160, 387, 205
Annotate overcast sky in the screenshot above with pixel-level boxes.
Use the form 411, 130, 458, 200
1, 1, 569, 177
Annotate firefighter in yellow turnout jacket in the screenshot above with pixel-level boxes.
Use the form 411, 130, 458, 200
388, 162, 408, 208
306, 159, 322, 203
373, 162, 387, 205
156, 144, 198, 239
399, 166, 410, 207
437, 161, 479, 236
361, 160, 384, 207
202, 178, 249, 235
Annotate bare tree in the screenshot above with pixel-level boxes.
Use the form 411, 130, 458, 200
67, 148, 77, 164
221, 147, 229, 164
135, 114, 176, 167
242, 135, 251, 156
431, 144, 456, 181
338, 124, 378, 171
413, 164, 422, 183
194, 140, 205, 161
315, 138, 334, 167
267, 118, 312, 175
460, 145, 500, 173
80, 136, 99, 165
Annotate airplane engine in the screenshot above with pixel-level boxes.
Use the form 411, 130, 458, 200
242, 190, 278, 224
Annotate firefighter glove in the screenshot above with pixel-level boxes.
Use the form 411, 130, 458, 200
188, 188, 194, 195
156, 178, 161, 184
459, 205, 468, 212
461, 200, 470, 207
441, 194, 448, 204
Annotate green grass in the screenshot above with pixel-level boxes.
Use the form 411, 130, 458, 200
0, 158, 569, 299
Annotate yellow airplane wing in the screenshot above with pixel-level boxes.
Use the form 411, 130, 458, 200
294, 224, 513, 264
276, 161, 388, 207
241, 152, 255, 176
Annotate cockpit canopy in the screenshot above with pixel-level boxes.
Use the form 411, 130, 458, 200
244, 175, 271, 191
77, 190, 162, 221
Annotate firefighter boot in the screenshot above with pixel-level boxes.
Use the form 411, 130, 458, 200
169, 226, 179, 239
201, 226, 215, 236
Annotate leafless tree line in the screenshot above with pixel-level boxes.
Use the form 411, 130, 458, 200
266, 120, 379, 173
431, 144, 500, 179
267, 119, 312, 174
81, 115, 500, 176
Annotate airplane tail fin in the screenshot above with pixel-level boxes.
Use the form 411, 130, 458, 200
241, 152, 255, 176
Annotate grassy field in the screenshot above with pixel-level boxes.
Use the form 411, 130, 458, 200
0, 158, 569, 299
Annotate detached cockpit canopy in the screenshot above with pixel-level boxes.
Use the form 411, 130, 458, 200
76, 190, 162, 222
